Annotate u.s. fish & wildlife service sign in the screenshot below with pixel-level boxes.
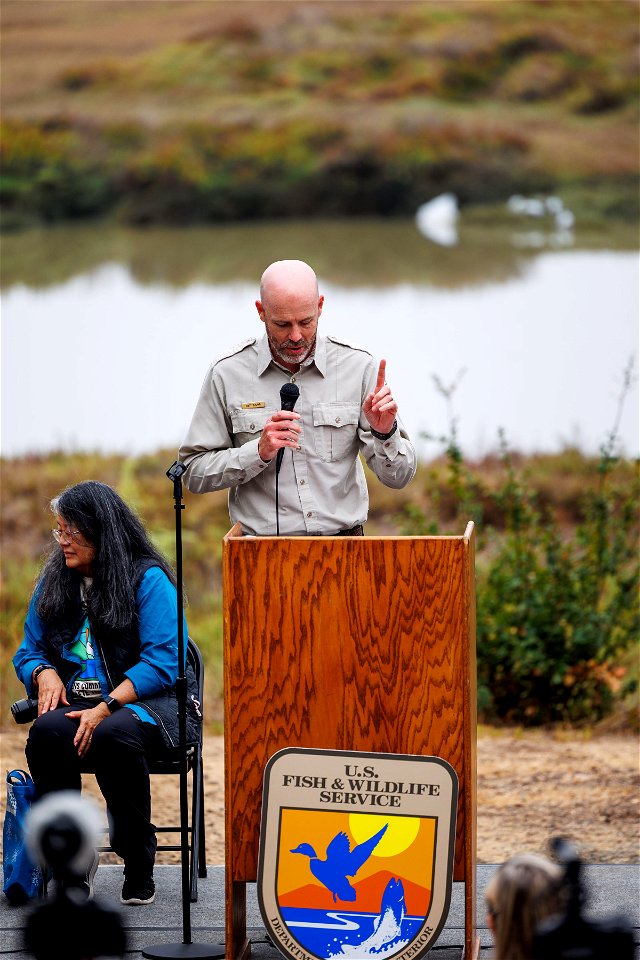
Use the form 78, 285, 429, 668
258, 748, 458, 960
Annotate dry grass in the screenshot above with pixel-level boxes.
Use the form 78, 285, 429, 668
2, 726, 638, 865
2, 0, 637, 172
2, 446, 637, 729
2, 1, 638, 227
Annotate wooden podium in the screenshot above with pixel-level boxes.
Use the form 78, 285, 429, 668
222, 523, 478, 960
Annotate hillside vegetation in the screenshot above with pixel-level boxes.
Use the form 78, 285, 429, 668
1, 0, 638, 227
2, 442, 637, 730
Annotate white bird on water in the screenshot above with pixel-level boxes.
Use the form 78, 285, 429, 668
507, 193, 575, 230
415, 193, 459, 247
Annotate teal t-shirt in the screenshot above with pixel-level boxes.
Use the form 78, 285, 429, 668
68, 613, 155, 725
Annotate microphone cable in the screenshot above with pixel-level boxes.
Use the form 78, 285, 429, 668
275, 382, 300, 536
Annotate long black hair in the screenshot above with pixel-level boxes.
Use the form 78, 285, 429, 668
35, 480, 176, 629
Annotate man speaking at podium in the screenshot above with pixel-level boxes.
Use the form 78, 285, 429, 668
179, 259, 416, 536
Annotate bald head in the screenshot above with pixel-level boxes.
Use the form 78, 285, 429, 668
259, 260, 319, 307
256, 260, 324, 372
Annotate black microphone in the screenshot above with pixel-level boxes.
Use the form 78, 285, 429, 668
276, 382, 300, 475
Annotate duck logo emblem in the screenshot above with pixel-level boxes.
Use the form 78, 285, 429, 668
258, 748, 458, 960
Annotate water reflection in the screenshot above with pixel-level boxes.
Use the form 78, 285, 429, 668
1, 215, 637, 292
1, 217, 638, 460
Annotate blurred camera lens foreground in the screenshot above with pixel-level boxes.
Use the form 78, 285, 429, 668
533, 838, 634, 960
23, 793, 126, 960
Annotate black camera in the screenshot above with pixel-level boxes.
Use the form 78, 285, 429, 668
24, 793, 126, 960
534, 838, 634, 960
11, 697, 38, 724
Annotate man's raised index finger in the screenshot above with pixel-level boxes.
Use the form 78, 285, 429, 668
376, 359, 387, 391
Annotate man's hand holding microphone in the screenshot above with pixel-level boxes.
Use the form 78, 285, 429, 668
258, 382, 302, 467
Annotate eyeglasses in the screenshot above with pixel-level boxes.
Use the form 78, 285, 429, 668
52, 528, 86, 545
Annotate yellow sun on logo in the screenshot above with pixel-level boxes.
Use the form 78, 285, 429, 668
348, 813, 421, 857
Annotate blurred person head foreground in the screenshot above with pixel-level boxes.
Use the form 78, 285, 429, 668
485, 853, 563, 960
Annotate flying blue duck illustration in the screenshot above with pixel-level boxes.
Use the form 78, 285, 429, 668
290, 824, 388, 903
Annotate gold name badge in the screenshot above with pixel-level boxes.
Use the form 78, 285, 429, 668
242, 401, 266, 409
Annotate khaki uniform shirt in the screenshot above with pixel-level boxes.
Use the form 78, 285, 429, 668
179, 333, 417, 536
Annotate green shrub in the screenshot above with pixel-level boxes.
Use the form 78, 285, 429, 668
0, 120, 113, 223
401, 364, 639, 725
478, 435, 638, 724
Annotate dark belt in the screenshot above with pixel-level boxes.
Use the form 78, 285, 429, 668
336, 524, 364, 536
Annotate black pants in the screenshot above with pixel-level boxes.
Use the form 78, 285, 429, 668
25, 703, 164, 881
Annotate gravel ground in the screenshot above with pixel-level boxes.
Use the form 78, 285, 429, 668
2, 727, 638, 865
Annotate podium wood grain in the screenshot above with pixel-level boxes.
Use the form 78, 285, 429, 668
223, 525, 477, 960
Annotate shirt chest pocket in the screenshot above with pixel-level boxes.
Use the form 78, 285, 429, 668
230, 409, 271, 446
312, 403, 361, 463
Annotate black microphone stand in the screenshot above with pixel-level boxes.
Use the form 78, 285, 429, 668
142, 462, 224, 960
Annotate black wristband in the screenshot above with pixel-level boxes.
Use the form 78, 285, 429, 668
33, 664, 53, 683
104, 696, 122, 713
370, 420, 398, 442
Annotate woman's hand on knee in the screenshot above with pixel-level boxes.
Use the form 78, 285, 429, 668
65, 702, 110, 757
35, 668, 68, 715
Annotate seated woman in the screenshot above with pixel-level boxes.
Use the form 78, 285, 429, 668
484, 852, 564, 960
13, 480, 201, 906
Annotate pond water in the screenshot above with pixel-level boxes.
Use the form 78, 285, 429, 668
1, 215, 638, 460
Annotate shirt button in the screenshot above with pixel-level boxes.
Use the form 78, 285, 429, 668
250, 423, 255, 430
335, 417, 341, 424
299, 479, 306, 485
306, 512, 313, 518
384, 441, 390, 447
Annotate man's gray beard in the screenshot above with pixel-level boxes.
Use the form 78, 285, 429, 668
270, 336, 316, 366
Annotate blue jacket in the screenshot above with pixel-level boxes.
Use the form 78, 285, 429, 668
13, 560, 200, 750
